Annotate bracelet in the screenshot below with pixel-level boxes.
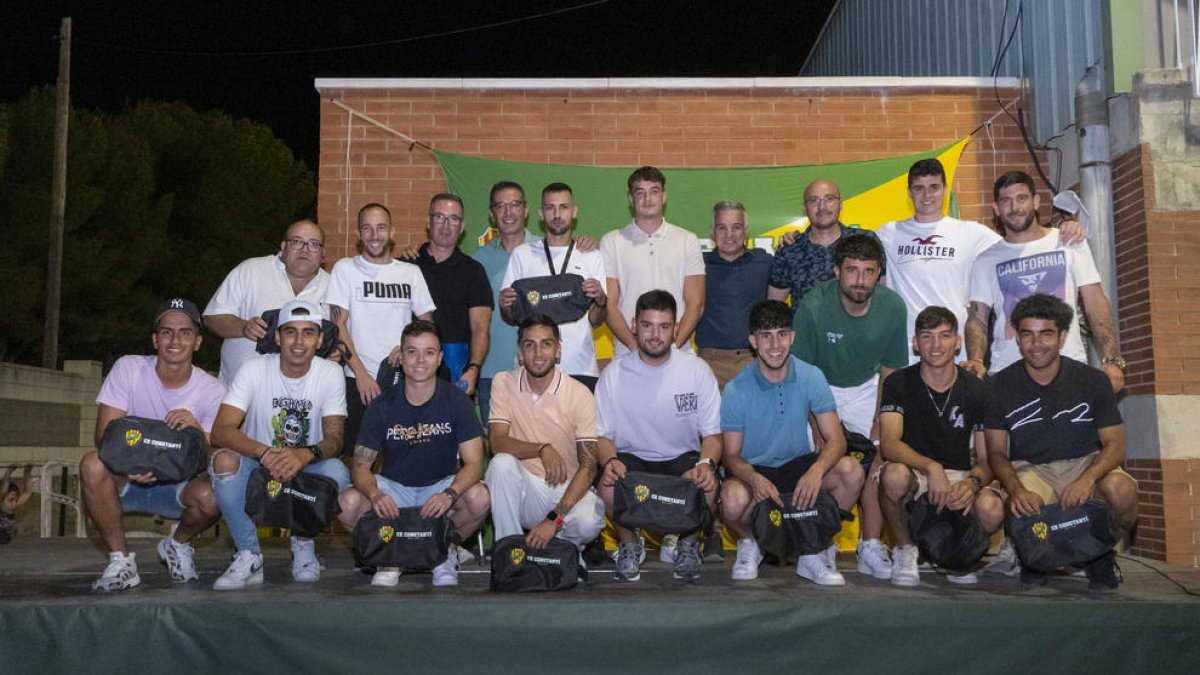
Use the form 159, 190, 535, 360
443, 487, 459, 504
602, 456, 619, 469
537, 443, 550, 456
308, 446, 323, 462
969, 475, 985, 493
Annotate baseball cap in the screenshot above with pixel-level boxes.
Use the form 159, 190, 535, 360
155, 298, 202, 329
277, 299, 324, 328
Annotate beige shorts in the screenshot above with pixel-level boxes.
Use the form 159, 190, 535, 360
1010, 452, 1136, 504
874, 461, 971, 499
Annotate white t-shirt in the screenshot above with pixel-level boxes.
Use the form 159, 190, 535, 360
96, 356, 227, 432
968, 229, 1101, 372
203, 254, 329, 386
595, 349, 721, 462
502, 241, 607, 377
222, 354, 347, 449
326, 255, 436, 381
876, 216, 1002, 360
600, 221, 705, 356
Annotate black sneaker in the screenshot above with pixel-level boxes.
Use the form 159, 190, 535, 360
1085, 551, 1122, 594
1020, 567, 1049, 587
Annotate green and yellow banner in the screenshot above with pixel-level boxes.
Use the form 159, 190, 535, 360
434, 138, 969, 254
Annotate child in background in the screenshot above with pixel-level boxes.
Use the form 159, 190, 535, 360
1, 465, 34, 544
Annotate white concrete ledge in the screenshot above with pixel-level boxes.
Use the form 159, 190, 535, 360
315, 76, 1022, 92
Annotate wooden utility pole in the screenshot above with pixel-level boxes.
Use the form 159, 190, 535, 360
43, 17, 70, 370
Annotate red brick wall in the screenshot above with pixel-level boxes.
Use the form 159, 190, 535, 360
315, 83, 1045, 262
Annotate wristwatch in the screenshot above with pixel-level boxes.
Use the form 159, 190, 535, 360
1100, 355, 1126, 370
696, 457, 717, 474
307, 446, 323, 462
546, 510, 564, 530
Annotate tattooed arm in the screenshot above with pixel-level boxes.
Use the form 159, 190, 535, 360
526, 439, 600, 548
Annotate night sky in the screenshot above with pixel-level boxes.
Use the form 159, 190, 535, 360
2, 1, 837, 168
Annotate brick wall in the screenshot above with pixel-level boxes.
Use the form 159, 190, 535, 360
315, 80, 1046, 262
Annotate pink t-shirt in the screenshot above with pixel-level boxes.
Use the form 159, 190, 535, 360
96, 355, 227, 431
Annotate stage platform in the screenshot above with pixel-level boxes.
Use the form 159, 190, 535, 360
3, 535, 1199, 673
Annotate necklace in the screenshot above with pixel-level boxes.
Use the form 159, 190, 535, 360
923, 370, 957, 418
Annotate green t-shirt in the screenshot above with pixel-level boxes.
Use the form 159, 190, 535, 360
791, 278, 909, 387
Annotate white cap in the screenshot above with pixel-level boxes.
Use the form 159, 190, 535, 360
277, 299, 324, 328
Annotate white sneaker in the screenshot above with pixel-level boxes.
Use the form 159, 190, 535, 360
93, 552, 141, 592
371, 567, 401, 587
156, 527, 198, 583
290, 537, 320, 582
946, 570, 979, 585
432, 546, 460, 586
659, 533, 679, 563
213, 550, 264, 591
984, 539, 1021, 577
856, 539, 892, 579
731, 538, 763, 580
796, 553, 846, 586
823, 543, 839, 570
891, 544, 920, 587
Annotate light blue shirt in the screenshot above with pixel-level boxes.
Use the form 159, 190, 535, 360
471, 232, 542, 379
720, 355, 837, 468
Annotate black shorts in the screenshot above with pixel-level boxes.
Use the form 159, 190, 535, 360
618, 451, 701, 478
754, 453, 821, 494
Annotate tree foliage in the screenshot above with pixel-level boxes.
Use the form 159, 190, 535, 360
0, 88, 315, 370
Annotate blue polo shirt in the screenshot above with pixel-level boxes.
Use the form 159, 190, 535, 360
472, 232, 542, 379
696, 248, 773, 349
720, 355, 837, 468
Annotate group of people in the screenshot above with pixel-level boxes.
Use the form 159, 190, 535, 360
81, 159, 1138, 594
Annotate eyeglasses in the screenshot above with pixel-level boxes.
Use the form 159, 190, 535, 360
804, 195, 841, 207
429, 213, 464, 226
285, 238, 324, 251
490, 200, 526, 212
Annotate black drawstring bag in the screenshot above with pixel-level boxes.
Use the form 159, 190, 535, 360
508, 239, 591, 325
375, 360, 404, 394
613, 471, 708, 536
751, 490, 845, 558
255, 308, 349, 361
1007, 500, 1119, 572
244, 467, 341, 538
844, 427, 876, 473
353, 508, 454, 569
99, 416, 207, 483
906, 493, 991, 570
490, 534, 585, 592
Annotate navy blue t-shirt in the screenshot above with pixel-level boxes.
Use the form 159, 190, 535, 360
357, 379, 483, 487
983, 357, 1122, 465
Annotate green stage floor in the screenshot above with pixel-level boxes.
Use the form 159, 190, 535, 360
2, 536, 1199, 673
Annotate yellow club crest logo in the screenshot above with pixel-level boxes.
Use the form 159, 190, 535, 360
510, 547, 526, 566
378, 525, 395, 543
1032, 521, 1049, 540
124, 429, 143, 446
634, 484, 650, 503
266, 480, 283, 499
849, 450, 864, 462
526, 290, 541, 306
769, 509, 782, 528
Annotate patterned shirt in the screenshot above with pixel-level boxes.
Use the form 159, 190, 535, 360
768, 225, 882, 302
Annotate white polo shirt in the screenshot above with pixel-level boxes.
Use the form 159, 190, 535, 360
502, 241, 606, 377
600, 221, 705, 356
595, 348, 721, 462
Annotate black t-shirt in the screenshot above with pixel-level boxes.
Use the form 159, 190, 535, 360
879, 365, 985, 471
984, 357, 1122, 465
357, 379, 483, 487
415, 244, 494, 343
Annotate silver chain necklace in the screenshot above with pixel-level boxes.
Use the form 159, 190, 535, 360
923, 370, 957, 418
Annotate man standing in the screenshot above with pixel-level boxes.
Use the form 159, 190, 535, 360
209, 300, 351, 590
596, 290, 722, 582
768, 179, 881, 304
696, 200, 773, 389
499, 183, 608, 390
984, 294, 1138, 593
966, 171, 1124, 392
337, 320, 490, 587
874, 159, 1003, 355
601, 166, 706, 356
327, 203, 435, 456
415, 193, 493, 396
792, 235, 909, 579
81, 298, 226, 591
485, 316, 605, 552
878, 306, 1004, 587
204, 220, 330, 386
719, 300, 862, 584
